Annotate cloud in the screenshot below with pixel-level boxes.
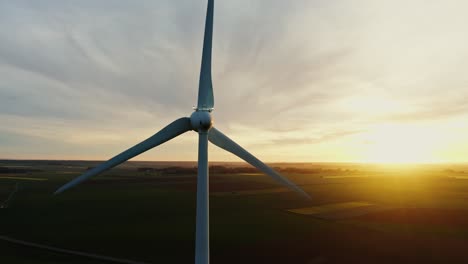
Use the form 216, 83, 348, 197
1, 0, 468, 161
269, 129, 365, 146
383, 94, 468, 123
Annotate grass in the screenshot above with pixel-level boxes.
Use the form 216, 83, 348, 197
0, 176, 47, 181
288, 201, 374, 215
1, 160, 468, 263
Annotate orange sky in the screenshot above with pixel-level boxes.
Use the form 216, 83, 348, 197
1, 0, 468, 163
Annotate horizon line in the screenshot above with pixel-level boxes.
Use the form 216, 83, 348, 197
0, 158, 465, 165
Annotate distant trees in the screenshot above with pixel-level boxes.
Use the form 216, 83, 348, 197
0, 167, 42, 174
443, 169, 466, 174
137, 166, 197, 174
135, 165, 360, 175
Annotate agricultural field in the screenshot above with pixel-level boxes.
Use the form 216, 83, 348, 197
1, 160, 468, 263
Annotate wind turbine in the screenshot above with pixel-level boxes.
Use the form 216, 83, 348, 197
54, 1, 310, 263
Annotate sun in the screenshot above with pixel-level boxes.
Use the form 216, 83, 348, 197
358, 124, 443, 164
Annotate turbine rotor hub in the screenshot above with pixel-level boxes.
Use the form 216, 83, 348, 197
190, 111, 213, 131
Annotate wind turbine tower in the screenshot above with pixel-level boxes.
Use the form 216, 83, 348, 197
54, 1, 310, 263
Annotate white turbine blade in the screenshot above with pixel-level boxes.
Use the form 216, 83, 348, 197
208, 127, 311, 199
195, 132, 209, 264
197, 0, 214, 110
54, 117, 193, 195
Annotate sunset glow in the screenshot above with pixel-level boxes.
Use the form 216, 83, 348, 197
1, 0, 468, 163
358, 124, 444, 164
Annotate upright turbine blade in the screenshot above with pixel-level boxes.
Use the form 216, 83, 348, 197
195, 132, 209, 264
208, 127, 311, 199
197, 0, 214, 110
54, 118, 192, 194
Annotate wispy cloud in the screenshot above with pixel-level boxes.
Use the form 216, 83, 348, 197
1, 0, 468, 162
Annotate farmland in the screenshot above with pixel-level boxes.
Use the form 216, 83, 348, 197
1, 160, 468, 263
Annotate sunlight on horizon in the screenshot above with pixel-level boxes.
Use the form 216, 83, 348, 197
1, 1, 468, 164
357, 124, 445, 164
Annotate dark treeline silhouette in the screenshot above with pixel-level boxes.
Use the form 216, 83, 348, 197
135, 165, 359, 175
444, 169, 466, 174
0, 167, 43, 174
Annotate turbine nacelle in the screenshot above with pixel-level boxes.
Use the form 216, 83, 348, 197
53, 2, 310, 264
190, 110, 213, 131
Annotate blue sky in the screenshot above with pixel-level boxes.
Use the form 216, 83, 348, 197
1, 0, 468, 162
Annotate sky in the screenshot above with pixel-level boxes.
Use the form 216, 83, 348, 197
1, 0, 468, 163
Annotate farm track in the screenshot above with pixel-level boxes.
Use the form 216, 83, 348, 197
0, 235, 150, 264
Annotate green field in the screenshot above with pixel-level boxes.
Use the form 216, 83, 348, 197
1, 160, 468, 263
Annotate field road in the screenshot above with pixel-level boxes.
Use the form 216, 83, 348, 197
0, 235, 150, 264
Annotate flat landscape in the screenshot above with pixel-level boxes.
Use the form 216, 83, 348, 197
1, 160, 468, 263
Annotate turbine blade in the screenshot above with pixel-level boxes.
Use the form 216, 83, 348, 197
208, 127, 311, 199
54, 117, 193, 195
197, 0, 214, 110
